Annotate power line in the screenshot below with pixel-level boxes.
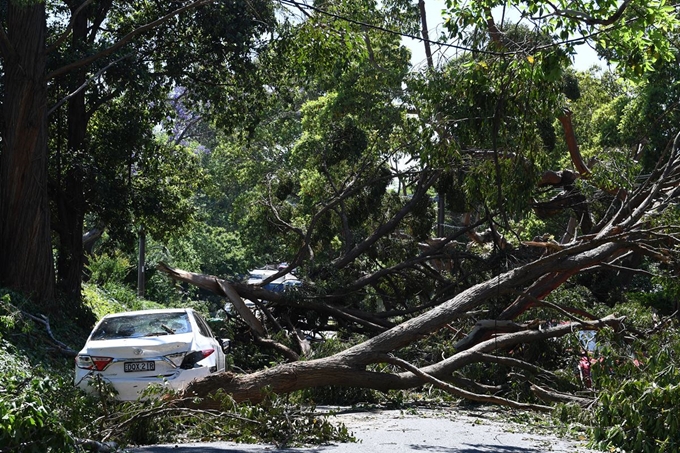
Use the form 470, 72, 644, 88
278, 0, 500, 55
277, 0, 636, 63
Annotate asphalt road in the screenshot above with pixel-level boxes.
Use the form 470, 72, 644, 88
128, 406, 598, 453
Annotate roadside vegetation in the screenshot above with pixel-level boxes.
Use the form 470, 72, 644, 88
0, 284, 354, 452
3, 253, 680, 451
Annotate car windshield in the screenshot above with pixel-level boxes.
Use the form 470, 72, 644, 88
90, 312, 192, 340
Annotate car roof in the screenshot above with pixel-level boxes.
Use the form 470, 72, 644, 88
101, 308, 194, 319
248, 269, 278, 276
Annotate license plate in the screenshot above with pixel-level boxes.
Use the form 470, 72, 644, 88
124, 361, 155, 372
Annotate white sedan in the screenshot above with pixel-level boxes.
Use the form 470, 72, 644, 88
75, 308, 227, 400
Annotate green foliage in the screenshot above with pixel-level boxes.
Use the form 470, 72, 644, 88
624, 276, 680, 318
589, 324, 680, 452
0, 368, 76, 452
84, 229, 246, 315
81, 384, 354, 448
0, 293, 94, 452
234, 391, 354, 447
537, 294, 680, 452
464, 158, 539, 218
82, 284, 125, 321
230, 329, 289, 372
0, 286, 354, 450
82, 282, 164, 320
567, 68, 627, 163
593, 380, 680, 452
86, 250, 132, 286
160, 225, 248, 277
137, 227, 250, 306
589, 148, 642, 193
84, 248, 169, 318
0, 294, 24, 334
131, 140, 205, 241
572, 53, 680, 176
595, 1, 678, 78
444, 0, 679, 77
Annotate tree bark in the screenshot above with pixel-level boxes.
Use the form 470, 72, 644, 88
531, 384, 594, 407
174, 235, 629, 405
53, 0, 93, 302
0, 3, 55, 304
157, 262, 391, 332
183, 315, 622, 407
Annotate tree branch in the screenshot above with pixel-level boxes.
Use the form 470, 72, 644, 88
531, 383, 594, 407
8, 306, 78, 357
47, 0, 214, 80
336, 218, 486, 296
419, 316, 622, 383
558, 109, 591, 176
547, 0, 632, 26
156, 262, 390, 332
45, 0, 96, 54
47, 53, 131, 116
332, 170, 439, 269
384, 354, 554, 412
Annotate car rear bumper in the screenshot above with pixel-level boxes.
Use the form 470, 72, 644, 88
75, 366, 213, 400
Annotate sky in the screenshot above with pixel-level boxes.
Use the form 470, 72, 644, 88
404, 0, 602, 72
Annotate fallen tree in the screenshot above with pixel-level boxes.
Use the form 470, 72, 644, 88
162, 243, 628, 408
154, 133, 680, 410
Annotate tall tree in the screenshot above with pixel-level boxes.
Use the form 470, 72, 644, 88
1, 0, 53, 302
0, 0, 274, 307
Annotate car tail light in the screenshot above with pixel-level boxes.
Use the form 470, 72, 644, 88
165, 352, 186, 367
180, 349, 215, 369
75, 355, 93, 369
76, 355, 113, 371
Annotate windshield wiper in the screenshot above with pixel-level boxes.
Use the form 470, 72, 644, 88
161, 323, 175, 334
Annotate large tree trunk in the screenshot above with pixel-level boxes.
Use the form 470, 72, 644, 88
172, 241, 629, 405
0, 3, 55, 304
54, 2, 89, 301
54, 165, 86, 300
185, 314, 621, 407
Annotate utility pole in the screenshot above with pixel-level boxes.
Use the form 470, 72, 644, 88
137, 226, 146, 298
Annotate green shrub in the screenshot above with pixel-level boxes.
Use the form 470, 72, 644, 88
87, 251, 132, 286
588, 320, 680, 452
0, 343, 80, 452
83, 282, 164, 321
592, 380, 680, 452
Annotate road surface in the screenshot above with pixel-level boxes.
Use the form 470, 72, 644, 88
129, 406, 598, 452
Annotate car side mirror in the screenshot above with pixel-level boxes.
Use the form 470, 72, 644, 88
219, 338, 231, 353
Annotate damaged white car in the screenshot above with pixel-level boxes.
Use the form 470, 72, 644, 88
75, 308, 227, 400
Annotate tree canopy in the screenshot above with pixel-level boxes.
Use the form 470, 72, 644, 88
1, 0, 274, 305
3, 0, 680, 450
